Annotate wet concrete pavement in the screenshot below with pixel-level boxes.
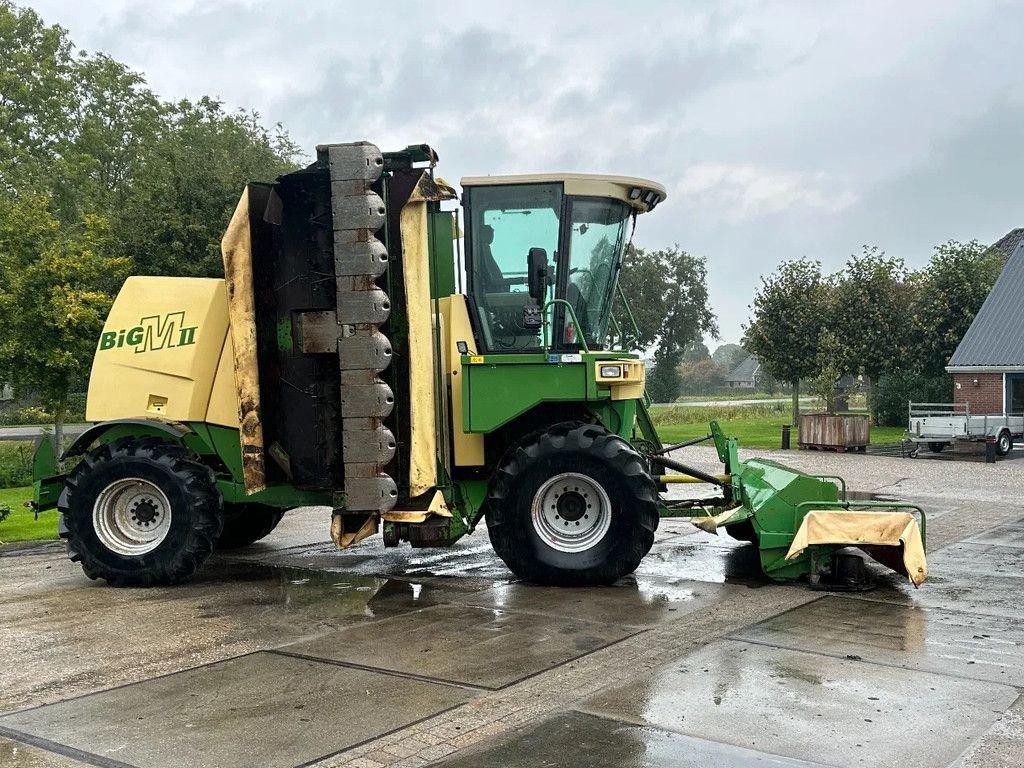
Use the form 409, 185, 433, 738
2, 457, 1024, 767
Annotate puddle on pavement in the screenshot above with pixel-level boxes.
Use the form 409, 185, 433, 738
186, 562, 452, 622
640, 533, 768, 587
457, 574, 734, 628
432, 711, 816, 767
582, 639, 1018, 768
734, 594, 1024, 686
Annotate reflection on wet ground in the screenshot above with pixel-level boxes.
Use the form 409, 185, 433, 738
733, 595, 1024, 685
581, 639, 1018, 768
432, 711, 823, 767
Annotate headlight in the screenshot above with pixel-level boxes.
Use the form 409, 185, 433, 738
600, 365, 622, 378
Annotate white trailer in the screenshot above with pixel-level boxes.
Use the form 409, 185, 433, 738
906, 402, 1023, 456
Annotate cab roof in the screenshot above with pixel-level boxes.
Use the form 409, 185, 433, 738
459, 173, 667, 213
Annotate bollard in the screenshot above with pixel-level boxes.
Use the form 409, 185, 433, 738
985, 437, 997, 463
781, 424, 791, 450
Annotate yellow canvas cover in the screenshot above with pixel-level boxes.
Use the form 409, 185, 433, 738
785, 510, 928, 586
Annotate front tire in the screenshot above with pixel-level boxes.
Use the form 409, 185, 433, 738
486, 422, 659, 586
217, 504, 285, 549
60, 437, 222, 587
997, 430, 1013, 456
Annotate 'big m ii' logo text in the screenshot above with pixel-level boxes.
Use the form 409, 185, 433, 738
99, 313, 198, 354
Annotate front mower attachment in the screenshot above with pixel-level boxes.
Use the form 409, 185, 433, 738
659, 422, 928, 589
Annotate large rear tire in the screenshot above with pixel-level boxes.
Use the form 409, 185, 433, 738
60, 437, 222, 587
217, 504, 285, 549
486, 422, 659, 586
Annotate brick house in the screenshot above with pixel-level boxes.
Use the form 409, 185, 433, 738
946, 230, 1024, 414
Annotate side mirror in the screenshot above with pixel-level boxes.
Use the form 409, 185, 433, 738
527, 247, 548, 303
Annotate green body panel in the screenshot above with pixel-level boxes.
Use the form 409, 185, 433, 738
731, 457, 840, 580
590, 399, 637, 439
32, 436, 63, 511
427, 207, 457, 300
460, 351, 636, 434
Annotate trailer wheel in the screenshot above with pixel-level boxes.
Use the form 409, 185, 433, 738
997, 430, 1013, 456
928, 442, 948, 453
486, 422, 659, 586
60, 437, 222, 587
217, 504, 285, 549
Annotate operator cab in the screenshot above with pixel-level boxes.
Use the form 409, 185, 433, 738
460, 174, 666, 353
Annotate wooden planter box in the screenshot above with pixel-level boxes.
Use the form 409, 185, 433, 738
798, 413, 869, 452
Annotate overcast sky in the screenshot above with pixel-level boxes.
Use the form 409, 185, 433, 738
30, 0, 1024, 345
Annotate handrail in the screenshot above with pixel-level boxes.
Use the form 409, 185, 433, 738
810, 475, 848, 501
609, 314, 623, 348
541, 299, 590, 353
615, 282, 642, 346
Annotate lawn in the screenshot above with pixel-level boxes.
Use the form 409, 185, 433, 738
0, 485, 59, 543
651, 405, 905, 449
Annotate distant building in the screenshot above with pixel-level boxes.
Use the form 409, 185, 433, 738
946, 232, 1024, 415
725, 354, 760, 388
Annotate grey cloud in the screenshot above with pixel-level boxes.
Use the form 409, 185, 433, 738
27, 0, 1024, 343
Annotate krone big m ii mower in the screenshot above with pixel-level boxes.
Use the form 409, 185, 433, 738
32, 141, 928, 589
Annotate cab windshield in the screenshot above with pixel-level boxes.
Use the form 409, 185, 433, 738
465, 184, 630, 352
560, 197, 630, 349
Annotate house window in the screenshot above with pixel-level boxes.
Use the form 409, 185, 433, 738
1006, 374, 1024, 414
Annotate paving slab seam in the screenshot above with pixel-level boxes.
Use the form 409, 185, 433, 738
0, 723, 138, 768
725, 634, 1024, 691
266, 649, 494, 693
289, 700, 477, 768
308, 588, 822, 768
0, 650, 267, 720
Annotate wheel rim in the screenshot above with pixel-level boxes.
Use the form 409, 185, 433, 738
92, 477, 172, 556
530, 472, 612, 553
1001, 434, 1011, 452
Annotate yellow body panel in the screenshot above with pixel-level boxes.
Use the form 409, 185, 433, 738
87, 276, 229, 424
205, 334, 240, 428
438, 296, 485, 466
221, 187, 267, 493
399, 197, 439, 496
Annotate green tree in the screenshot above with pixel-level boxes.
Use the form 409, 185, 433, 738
0, 2, 76, 192
911, 240, 1003, 376
744, 259, 828, 425
830, 246, 909, 392
711, 343, 747, 374
619, 245, 717, 402
678, 358, 726, 394
113, 98, 300, 277
682, 341, 711, 363
0, 195, 130, 454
